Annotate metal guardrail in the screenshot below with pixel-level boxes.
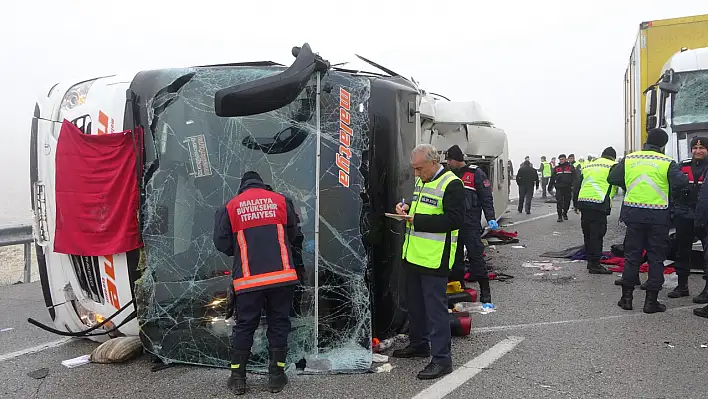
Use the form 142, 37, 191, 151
0, 224, 34, 283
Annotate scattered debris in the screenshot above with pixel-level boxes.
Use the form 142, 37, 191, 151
0, 328, 13, 332
27, 368, 49, 380
540, 265, 562, 271
552, 232, 562, 236
522, 261, 553, 268
664, 341, 675, 349
376, 363, 393, 374
90, 336, 143, 364
372, 353, 389, 363
373, 334, 408, 353
512, 245, 526, 249
533, 273, 545, 276
453, 302, 497, 314
488, 245, 497, 251
62, 355, 91, 368
701, 344, 707, 348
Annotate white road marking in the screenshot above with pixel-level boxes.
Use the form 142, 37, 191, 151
471, 305, 698, 334
0, 337, 72, 362
411, 336, 524, 399
504, 212, 557, 227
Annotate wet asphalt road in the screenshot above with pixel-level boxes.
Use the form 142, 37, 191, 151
1, 196, 707, 398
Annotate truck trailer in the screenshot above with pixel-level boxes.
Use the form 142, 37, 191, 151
624, 14, 708, 158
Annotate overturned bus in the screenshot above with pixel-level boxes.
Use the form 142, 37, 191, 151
29, 44, 509, 372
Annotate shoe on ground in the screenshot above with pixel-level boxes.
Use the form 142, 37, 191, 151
416, 362, 453, 380
693, 304, 708, 318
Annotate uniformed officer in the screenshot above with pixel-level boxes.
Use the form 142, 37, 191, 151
538, 156, 552, 199
574, 147, 618, 275
213, 171, 302, 395
608, 129, 689, 313
392, 144, 465, 380
548, 154, 577, 222
445, 145, 498, 303
668, 137, 708, 303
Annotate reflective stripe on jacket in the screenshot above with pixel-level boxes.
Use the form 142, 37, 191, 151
623, 151, 671, 209
226, 188, 299, 293
403, 170, 460, 270
578, 157, 617, 204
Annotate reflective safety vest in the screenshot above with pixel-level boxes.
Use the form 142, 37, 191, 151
623, 150, 672, 209
403, 170, 460, 270
225, 187, 300, 293
578, 157, 617, 204
541, 162, 552, 178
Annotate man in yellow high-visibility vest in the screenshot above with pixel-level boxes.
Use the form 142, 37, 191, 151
574, 147, 619, 275
608, 128, 689, 314
392, 144, 465, 380
538, 156, 553, 199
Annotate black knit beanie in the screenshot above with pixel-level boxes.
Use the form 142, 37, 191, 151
601, 147, 617, 160
646, 128, 669, 147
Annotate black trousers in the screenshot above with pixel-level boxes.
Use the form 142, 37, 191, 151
450, 221, 487, 282
555, 187, 572, 215
581, 209, 607, 263
673, 215, 708, 279
231, 286, 295, 351
518, 185, 533, 213
619, 222, 670, 291
405, 267, 452, 366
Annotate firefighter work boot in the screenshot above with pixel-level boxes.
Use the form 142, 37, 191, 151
227, 351, 249, 395
588, 261, 612, 275
617, 286, 633, 311
478, 278, 492, 304
668, 274, 689, 298
557, 215, 563, 222
268, 348, 288, 393
643, 291, 667, 314
563, 212, 568, 220
693, 304, 708, 318
693, 280, 708, 304
416, 362, 453, 380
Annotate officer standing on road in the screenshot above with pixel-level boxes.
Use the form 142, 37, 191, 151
538, 156, 552, 199
445, 145, 498, 303
548, 154, 577, 222
574, 147, 618, 275
608, 129, 689, 313
669, 137, 708, 303
516, 160, 539, 215
392, 144, 464, 380
214, 171, 303, 395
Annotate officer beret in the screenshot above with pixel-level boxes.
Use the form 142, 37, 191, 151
601, 147, 617, 159
690, 136, 708, 148
646, 128, 669, 147
446, 145, 465, 162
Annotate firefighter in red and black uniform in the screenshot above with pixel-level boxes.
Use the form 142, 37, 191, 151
445, 145, 498, 303
548, 154, 577, 222
667, 137, 708, 303
213, 171, 302, 395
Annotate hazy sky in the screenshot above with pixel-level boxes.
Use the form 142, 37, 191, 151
1, 0, 707, 223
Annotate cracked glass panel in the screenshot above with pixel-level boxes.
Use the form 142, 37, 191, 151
133, 67, 372, 373
673, 70, 708, 125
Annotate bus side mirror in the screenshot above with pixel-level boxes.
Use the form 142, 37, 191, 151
645, 88, 657, 116
214, 43, 330, 117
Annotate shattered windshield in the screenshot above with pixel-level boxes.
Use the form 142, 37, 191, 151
673, 70, 708, 125
133, 67, 372, 372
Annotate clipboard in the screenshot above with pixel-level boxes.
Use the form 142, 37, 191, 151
385, 213, 412, 221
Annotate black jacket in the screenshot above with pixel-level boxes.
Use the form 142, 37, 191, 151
607, 144, 689, 226
574, 156, 618, 214
404, 167, 465, 277
672, 158, 708, 220
548, 162, 576, 190
516, 162, 539, 189
451, 164, 496, 225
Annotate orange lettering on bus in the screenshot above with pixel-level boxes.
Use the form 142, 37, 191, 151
103, 255, 120, 309
337, 88, 353, 188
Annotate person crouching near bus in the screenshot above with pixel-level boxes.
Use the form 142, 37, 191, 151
213, 171, 302, 395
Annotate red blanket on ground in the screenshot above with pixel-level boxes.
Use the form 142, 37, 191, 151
53, 120, 143, 256
601, 256, 676, 275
